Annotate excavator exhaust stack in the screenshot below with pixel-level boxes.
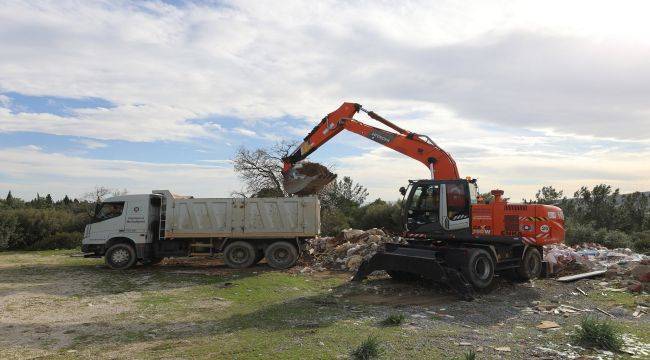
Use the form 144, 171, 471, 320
282, 162, 337, 195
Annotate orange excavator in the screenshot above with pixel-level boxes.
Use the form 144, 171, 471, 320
282, 102, 565, 298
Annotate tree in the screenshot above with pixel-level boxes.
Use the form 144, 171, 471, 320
6, 190, 13, 205
534, 186, 564, 204
319, 176, 368, 213
45, 194, 53, 206
83, 186, 112, 203
62, 195, 71, 206
232, 141, 296, 196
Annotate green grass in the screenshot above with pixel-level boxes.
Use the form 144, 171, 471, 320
380, 313, 405, 326
572, 316, 623, 352
351, 335, 383, 360
463, 350, 476, 360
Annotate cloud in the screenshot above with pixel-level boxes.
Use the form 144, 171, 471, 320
0, 146, 239, 199
74, 139, 107, 149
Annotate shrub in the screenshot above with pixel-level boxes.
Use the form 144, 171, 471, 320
565, 222, 596, 246
351, 335, 383, 360
380, 313, 405, 326
320, 208, 350, 236
632, 231, 650, 255
600, 230, 632, 249
572, 317, 623, 352
31, 232, 83, 250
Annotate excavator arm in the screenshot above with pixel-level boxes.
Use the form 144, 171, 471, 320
282, 102, 460, 195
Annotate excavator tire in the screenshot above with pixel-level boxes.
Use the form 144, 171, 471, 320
461, 249, 495, 290
516, 247, 542, 280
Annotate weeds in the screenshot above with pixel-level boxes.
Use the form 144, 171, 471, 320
463, 350, 476, 360
380, 313, 405, 326
572, 316, 623, 352
351, 335, 383, 360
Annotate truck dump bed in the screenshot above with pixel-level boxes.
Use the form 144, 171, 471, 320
154, 190, 320, 239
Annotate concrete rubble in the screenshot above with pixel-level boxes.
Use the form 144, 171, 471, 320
544, 243, 649, 293
299, 228, 405, 273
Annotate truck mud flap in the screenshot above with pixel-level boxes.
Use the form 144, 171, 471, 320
352, 246, 474, 300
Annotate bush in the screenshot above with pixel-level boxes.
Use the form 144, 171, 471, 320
31, 232, 83, 250
353, 200, 402, 233
600, 230, 633, 249
380, 313, 405, 326
350, 335, 383, 360
572, 317, 623, 352
320, 208, 350, 236
632, 231, 650, 255
565, 222, 597, 246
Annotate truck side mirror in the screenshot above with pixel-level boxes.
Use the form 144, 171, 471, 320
399, 187, 406, 196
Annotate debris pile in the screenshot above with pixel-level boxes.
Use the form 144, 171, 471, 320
544, 243, 649, 293
301, 228, 403, 272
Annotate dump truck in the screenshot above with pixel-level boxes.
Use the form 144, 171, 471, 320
282, 102, 565, 298
81, 190, 320, 270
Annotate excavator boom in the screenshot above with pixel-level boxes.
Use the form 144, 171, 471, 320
282, 102, 459, 194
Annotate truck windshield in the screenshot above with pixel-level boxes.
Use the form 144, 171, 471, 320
94, 202, 124, 222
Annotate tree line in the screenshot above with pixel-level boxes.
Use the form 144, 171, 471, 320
0, 187, 125, 251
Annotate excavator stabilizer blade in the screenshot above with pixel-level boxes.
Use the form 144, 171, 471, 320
352, 244, 474, 300
282, 162, 337, 195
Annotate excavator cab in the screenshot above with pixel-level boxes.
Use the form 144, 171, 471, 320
403, 179, 474, 235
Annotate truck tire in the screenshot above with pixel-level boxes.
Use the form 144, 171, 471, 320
461, 249, 495, 290
265, 241, 298, 269
224, 241, 256, 269
105, 243, 137, 270
517, 247, 542, 280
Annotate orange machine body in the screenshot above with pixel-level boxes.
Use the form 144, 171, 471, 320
470, 191, 564, 246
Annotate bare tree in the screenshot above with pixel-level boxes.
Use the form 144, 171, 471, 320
233, 141, 296, 197
83, 186, 112, 203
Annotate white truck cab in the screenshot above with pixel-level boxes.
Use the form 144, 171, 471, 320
82, 190, 320, 270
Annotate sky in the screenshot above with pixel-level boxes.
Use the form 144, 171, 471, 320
1, 0, 649, 202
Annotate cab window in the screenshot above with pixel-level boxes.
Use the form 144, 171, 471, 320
446, 183, 469, 219
95, 202, 124, 221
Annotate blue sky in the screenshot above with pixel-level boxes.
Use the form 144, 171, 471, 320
1, 1, 649, 201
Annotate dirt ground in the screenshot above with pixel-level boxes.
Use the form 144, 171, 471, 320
0, 250, 648, 359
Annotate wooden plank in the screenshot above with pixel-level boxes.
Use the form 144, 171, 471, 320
556, 269, 606, 282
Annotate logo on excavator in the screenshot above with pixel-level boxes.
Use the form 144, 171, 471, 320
367, 128, 396, 145
540, 224, 550, 233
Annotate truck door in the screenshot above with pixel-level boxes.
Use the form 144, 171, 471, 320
88, 201, 126, 242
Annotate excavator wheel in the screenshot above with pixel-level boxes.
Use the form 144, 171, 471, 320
516, 247, 542, 280
461, 249, 495, 290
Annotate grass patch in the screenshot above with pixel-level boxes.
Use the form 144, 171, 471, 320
572, 316, 623, 352
351, 335, 383, 360
462, 350, 476, 360
380, 313, 405, 326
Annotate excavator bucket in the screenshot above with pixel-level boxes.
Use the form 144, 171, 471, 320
352, 243, 475, 300
282, 162, 337, 195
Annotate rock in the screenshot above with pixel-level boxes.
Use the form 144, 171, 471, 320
366, 228, 386, 236
627, 280, 643, 293
346, 255, 363, 270
609, 306, 628, 317
494, 346, 511, 352
536, 321, 560, 330
631, 264, 650, 282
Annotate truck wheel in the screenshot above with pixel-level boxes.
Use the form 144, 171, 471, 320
517, 247, 542, 280
265, 241, 298, 269
224, 241, 256, 269
462, 249, 495, 290
105, 243, 137, 270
